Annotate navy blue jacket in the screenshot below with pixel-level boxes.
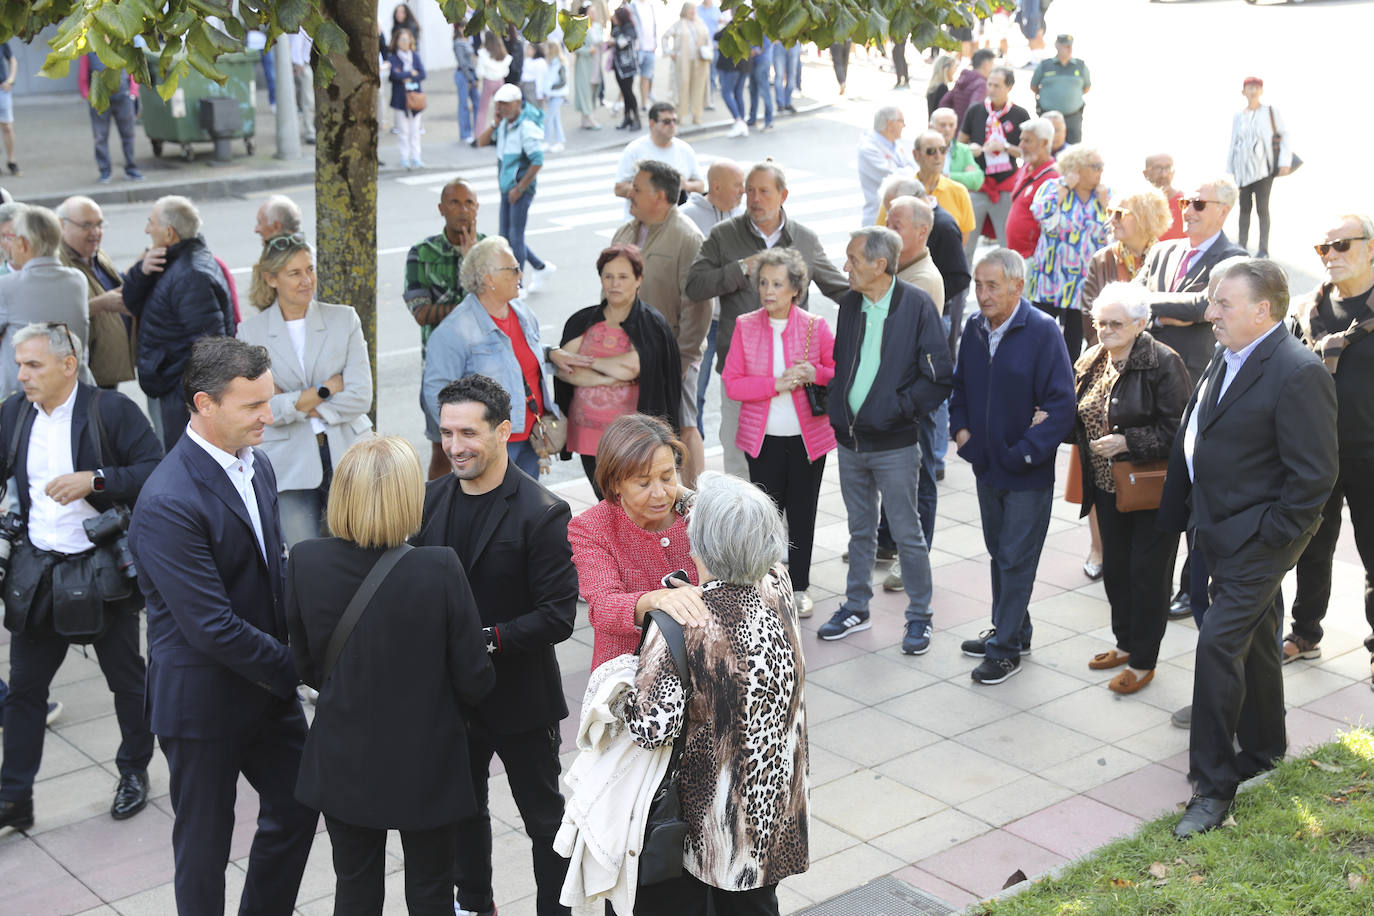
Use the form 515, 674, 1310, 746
950, 299, 1076, 491
122, 236, 233, 398
386, 51, 426, 111
130, 434, 298, 739
828, 278, 953, 452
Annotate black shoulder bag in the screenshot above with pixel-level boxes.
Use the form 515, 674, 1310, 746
319, 544, 412, 683
636, 609, 693, 886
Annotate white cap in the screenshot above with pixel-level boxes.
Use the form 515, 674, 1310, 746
493, 84, 523, 104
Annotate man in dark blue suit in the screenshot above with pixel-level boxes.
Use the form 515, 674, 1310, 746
128, 336, 317, 914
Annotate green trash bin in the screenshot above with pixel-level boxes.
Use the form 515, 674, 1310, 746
140, 50, 260, 160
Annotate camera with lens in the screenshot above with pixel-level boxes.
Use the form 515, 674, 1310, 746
0, 512, 26, 612
84, 507, 137, 599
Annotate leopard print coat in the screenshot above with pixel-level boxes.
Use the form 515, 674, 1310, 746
624, 565, 809, 891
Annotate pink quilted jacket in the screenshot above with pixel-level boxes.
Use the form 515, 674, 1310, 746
722, 307, 838, 461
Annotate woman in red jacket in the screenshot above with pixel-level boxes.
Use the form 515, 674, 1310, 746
722, 247, 837, 618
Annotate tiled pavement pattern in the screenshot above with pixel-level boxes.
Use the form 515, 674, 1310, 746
2, 446, 1371, 914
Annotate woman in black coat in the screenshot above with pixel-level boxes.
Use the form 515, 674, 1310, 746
1071, 282, 1191, 697
550, 243, 682, 497
285, 435, 494, 915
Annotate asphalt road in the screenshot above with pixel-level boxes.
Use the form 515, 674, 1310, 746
88, 0, 1368, 487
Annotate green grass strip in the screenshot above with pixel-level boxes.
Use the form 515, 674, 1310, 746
977, 728, 1374, 915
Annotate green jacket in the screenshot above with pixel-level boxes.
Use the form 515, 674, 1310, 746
947, 142, 985, 194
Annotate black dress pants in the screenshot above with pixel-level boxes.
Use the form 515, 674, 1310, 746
1095, 497, 1174, 670
159, 702, 318, 916
1238, 175, 1274, 255
746, 435, 826, 591
0, 608, 153, 802
454, 720, 570, 916
1190, 533, 1308, 799
1290, 455, 1374, 650
325, 814, 457, 915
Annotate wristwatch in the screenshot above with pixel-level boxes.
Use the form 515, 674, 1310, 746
91, 468, 106, 492
317, 385, 332, 400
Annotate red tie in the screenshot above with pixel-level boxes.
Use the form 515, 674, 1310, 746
1173, 248, 1198, 290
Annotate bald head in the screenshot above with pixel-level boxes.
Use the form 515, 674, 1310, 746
705, 159, 746, 213
885, 195, 933, 261
1143, 153, 1175, 191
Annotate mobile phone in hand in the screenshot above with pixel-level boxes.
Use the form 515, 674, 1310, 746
661, 569, 690, 588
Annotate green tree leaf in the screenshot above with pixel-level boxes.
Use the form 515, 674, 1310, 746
557, 9, 588, 51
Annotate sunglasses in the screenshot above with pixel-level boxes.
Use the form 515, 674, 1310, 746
921, 146, 948, 156
1092, 319, 1129, 332
45, 321, 77, 355
1314, 237, 1370, 257
1179, 198, 1220, 212
1108, 207, 1130, 221
264, 232, 308, 252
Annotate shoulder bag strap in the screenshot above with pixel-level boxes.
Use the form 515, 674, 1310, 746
320, 543, 413, 682
2, 403, 34, 504
88, 389, 107, 467
641, 609, 693, 758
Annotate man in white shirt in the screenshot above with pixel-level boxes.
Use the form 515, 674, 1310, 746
857, 105, 915, 225
0, 323, 163, 834
290, 30, 315, 144
630, 0, 659, 105
612, 102, 705, 214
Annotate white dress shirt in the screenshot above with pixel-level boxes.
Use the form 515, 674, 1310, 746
26, 384, 100, 554
1184, 320, 1284, 481
185, 424, 267, 559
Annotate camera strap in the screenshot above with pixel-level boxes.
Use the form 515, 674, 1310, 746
2, 403, 34, 505
87, 389, 107, 467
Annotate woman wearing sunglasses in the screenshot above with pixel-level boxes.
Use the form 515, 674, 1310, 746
1226, 76, 1292, 259
238, 233, 374, 547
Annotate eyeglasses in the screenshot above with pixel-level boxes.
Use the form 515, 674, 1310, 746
264, 232, 308, 253
1179, 198, 1220, 212
496, 265, 522, 274
921, 146, 948, 156
1092, 319, 1129, 331
1314, 237, 1370, 257
61, 218, 105, 232
656, 117, 678, 125
1084, 162, 1105, 171
1108, 208, 1131, 221
45, 322, 77, 355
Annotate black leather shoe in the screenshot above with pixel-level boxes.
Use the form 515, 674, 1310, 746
1174, 795, 1231, 838
0, 797, 34, 832
1168, 590, 1192, 620
111, 770, 149, 820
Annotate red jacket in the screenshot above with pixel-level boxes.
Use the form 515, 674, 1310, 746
1005, 159, 1059, 258
722, 307, 837, 462
78, 55, 139, 101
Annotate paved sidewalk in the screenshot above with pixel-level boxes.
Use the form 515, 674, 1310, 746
2, 443, 1370, 915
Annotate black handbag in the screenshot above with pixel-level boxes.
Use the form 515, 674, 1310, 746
1269, 107, 1301, 177
800, 314, 828, 417
636, 610, 692, 886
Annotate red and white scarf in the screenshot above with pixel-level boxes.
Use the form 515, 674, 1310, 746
983, 97, 1013, 176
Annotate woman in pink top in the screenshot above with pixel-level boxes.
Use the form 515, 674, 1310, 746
568, 413, 709, 669
722, 247, 837, 619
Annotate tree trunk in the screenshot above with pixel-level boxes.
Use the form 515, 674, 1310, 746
316, 0, 379, 418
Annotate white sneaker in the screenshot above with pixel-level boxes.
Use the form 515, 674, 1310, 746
526, 262, 556, 293
550, 142, 565, 153
794, 589, 814, 618
727, 120, 746, 138
738, 122, 749, 138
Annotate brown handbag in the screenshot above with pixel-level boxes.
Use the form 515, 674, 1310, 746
1112, 459, 1168, 512
1064, 444, 1084, 505
406, 90, 427, 113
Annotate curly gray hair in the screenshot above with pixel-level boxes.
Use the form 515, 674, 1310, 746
458, 236, 518, 297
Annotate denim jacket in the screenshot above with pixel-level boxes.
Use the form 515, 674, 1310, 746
421, 293, 556, 433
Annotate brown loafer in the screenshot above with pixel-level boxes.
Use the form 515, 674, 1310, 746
1281, 634, 1321, 664
1108, 668, 1154, 694
1089, 649, 1131, 670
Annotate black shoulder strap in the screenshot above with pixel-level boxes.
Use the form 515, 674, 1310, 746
87, 389, 107, 467
640, 609, 692, 703
2, 402, 33, 502
320, 543, 413, 683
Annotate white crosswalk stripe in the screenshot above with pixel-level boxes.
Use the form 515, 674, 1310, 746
390, 147, 868, 263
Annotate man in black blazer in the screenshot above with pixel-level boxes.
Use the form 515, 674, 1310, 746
415, 374, 578, 916
1135, 176, 1249, 621
0, 324, 162, 833
1158, 260, 1338, 837
128, 337, 317, 914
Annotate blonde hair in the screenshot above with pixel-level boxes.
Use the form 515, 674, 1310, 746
327, 436, 424, 548
250, 234, 313, 311
1113, 186, 1172, 243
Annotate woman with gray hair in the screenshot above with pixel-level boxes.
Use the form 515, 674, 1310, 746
1027, 143, 1113, 359
1069, 281, 1191, 695
421, 236, 555, 478
722, 247, 836, 618
623, 471, 808, 915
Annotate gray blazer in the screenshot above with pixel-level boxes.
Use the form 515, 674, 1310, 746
236, 300, 373, 492
0, 257, 95, 398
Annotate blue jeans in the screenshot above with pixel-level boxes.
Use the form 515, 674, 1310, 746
915, 414, 939, 548
278, 439, 333, 548
546, 97, 566, 146
748, 54, 774, 126
975, 482, 1053, 660
695, 318, 717, 436
260, 47, 276, 106
508, 439, 539, 478
932, 315, 953, 474
719, 70, 746, 121
455, 68, 480, 142
499, 189, 546, 273
774, 43, 801, 107
837, 444, 933, 625
91, 91, 140, 179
